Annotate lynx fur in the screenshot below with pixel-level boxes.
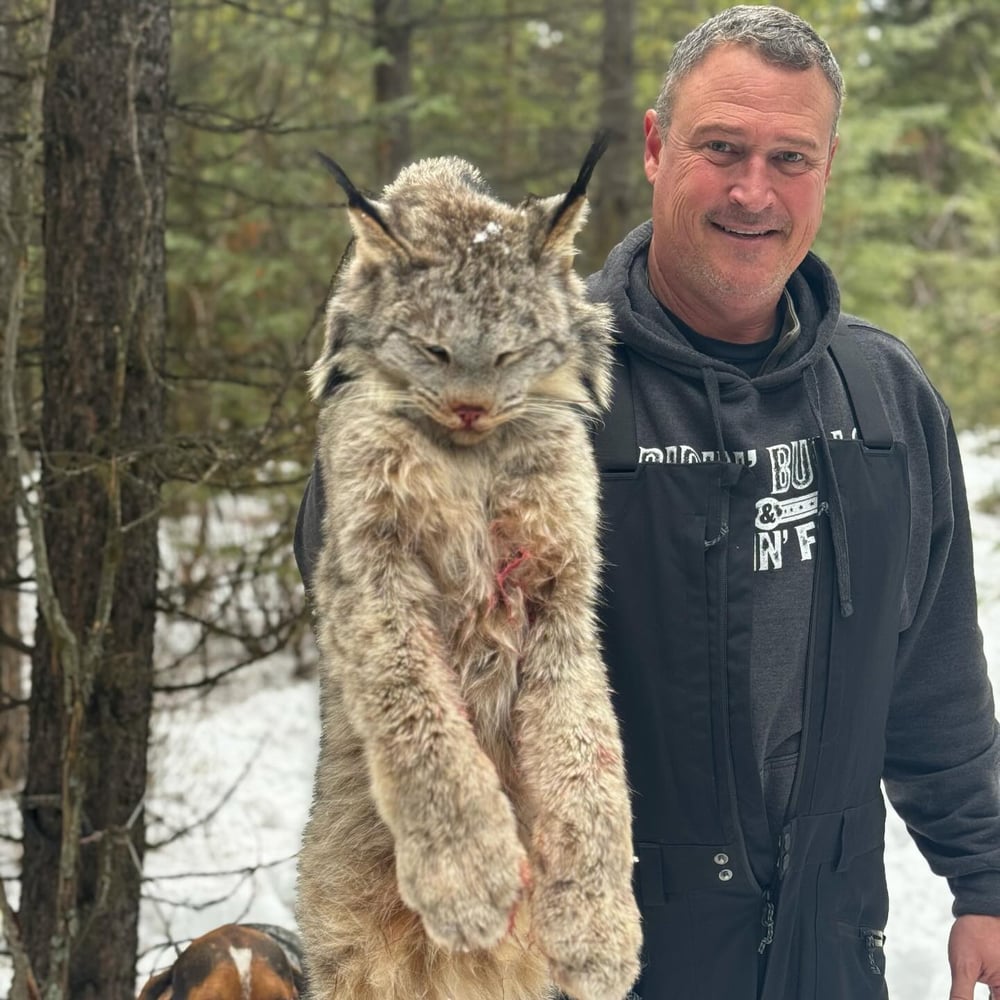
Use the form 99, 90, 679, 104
297, 140, 642, 1000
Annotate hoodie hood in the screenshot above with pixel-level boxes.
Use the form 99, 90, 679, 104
588, 220, 842, 391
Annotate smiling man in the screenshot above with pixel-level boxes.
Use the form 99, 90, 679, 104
585, 5, 1000, 1000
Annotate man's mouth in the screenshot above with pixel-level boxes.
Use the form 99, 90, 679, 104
711, 221, 778, 239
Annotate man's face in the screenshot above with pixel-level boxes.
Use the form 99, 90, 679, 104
644, 43, 838, 310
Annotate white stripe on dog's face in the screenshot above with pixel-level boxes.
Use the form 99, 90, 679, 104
229, 946, 253, 1000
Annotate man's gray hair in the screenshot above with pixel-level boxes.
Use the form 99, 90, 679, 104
654, 5, 845, 139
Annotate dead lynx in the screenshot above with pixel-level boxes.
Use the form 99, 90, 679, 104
297, 138, 642, 1000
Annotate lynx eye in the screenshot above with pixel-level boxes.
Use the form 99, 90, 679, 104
494, 347, 529, 368
420, 343, 451, 364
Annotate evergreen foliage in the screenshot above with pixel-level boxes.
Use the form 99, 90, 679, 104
161, 0, 998, 439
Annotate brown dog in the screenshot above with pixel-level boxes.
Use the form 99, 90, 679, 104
137, 923, 305, 1000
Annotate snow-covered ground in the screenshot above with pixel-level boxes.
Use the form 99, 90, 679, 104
2, 431, 999, 997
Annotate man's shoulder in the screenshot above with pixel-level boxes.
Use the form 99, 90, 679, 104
835, 312, 949, 419
837, 312, 931, 378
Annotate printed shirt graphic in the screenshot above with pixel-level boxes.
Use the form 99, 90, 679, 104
637, 428, 856, 577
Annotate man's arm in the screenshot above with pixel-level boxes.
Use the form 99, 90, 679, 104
884, 419, 1000, 915
882, 419, 1000, 996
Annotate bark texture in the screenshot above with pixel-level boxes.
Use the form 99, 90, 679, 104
20, 0, 170, 996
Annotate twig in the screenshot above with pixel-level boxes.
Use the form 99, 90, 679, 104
0, 874, 42, 1000
144, 733, 269, 850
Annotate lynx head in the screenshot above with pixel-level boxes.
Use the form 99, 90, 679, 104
309, 138, 614, 445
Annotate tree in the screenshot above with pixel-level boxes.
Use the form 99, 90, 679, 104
815, 0, 1000, 426
0, 0, 45, 796
586, 0, 637, 270
373, 0, 414, 184
16, 0, 171, 995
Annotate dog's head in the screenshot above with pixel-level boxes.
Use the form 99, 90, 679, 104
137, 924, 304, 1000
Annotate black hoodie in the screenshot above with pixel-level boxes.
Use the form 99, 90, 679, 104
588, 220, 1000, 916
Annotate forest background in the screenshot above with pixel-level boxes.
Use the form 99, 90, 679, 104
0, 0, 998, 996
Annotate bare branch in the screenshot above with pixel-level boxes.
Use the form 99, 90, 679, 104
0, 875, 42, 1000
144, 734, 269, 850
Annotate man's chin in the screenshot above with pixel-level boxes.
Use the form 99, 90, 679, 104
702, 267, 791, 303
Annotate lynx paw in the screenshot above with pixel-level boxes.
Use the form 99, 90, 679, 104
535, 883, 642, 1000
395, 824, 530, 952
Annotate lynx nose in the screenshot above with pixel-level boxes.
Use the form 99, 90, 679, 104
452, 404, 487, 428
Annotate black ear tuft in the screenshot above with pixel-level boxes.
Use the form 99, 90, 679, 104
546, 130, 611, 237
315, 150, 394, 239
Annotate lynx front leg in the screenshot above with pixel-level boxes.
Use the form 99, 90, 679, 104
514, 613, 642, 1000
337, 598, 529, 954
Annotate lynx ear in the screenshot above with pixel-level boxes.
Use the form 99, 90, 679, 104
534, 131, 610, 263
315, 151, 414, 264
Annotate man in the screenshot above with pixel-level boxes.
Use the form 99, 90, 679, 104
585, 7, 1000, 998
295, 6, 1000, 997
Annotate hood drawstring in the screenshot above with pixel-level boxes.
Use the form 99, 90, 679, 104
805, 367, 854, 618
700, 367, 739, 549
702, 367, 728, 460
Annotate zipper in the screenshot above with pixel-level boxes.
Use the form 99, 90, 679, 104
757, 887, 776, 954
710, 477, 762, 894
783, 483, 828, 822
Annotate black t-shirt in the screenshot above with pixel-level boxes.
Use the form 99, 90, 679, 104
659, 300, 786, 377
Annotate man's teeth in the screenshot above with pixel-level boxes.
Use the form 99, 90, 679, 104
723, 225, 767, 236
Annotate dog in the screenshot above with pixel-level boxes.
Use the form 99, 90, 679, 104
137, 923, 305, 1000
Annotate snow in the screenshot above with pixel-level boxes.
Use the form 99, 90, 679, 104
1, 431, 999, 998
472, 220, 504, 245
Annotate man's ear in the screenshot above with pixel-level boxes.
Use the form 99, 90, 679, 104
824, 134, 840, 183
643, 109, 663, 184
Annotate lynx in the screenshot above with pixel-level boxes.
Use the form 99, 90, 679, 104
296, 139, 642, 1000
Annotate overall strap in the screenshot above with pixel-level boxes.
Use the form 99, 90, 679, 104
828, 320, 894, 450
593, 341, 638, 472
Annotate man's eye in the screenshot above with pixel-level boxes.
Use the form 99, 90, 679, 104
707, 140, 735, 154
778, 151, 805, 164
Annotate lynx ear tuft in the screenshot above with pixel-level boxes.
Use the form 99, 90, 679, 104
315, 150, 412, 264
535, 131, 611, 263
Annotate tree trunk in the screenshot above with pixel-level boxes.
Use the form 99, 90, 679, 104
373, 0, 412, 185
586, 0, 636, 272
19, 0, 170, 996
0, 0, 42, 796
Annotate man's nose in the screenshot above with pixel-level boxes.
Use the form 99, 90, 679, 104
728, 155, 775, 213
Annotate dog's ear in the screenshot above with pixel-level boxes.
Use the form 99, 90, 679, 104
136, 967, 174, 1000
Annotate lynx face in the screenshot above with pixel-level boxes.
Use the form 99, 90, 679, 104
309, 151, 613, 445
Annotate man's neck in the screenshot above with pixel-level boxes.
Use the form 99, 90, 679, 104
647, 253, 782, 345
